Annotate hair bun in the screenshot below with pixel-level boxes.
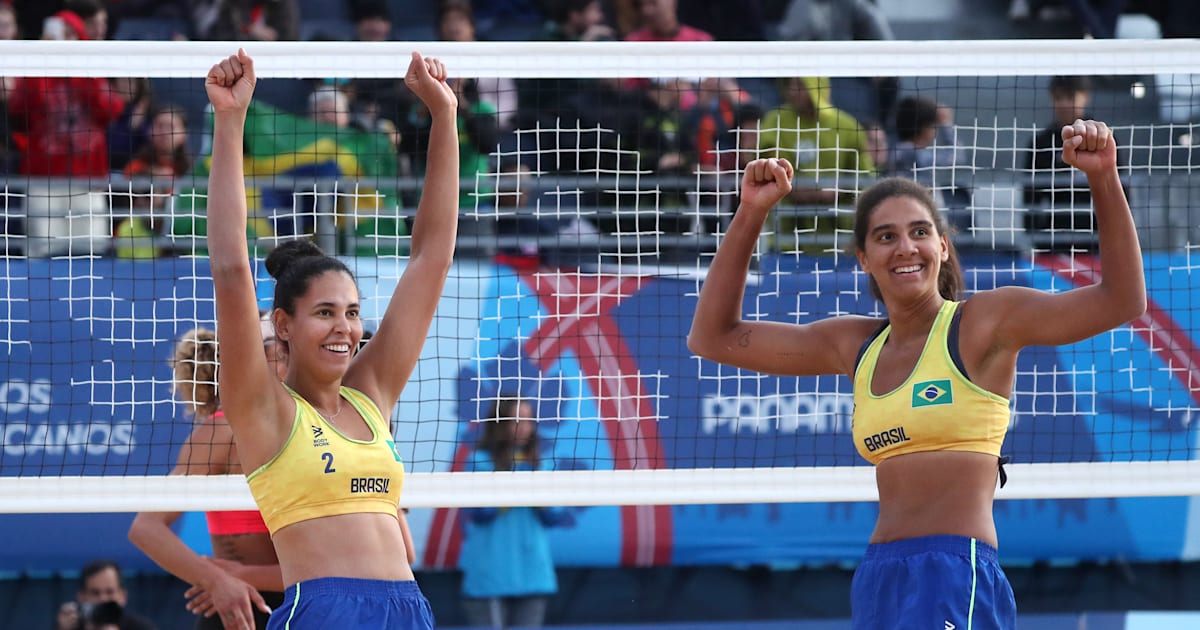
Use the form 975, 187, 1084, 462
264, 239, 326, 280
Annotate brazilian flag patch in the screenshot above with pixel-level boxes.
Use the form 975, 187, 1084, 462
386, 439, 404, 463
912, 379, 953, 407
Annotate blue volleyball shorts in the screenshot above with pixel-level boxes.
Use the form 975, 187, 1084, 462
851, 535, 1016, 630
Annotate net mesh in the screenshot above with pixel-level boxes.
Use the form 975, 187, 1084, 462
0, 39, 1198, 512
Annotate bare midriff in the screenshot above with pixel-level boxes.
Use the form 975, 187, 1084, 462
871, 450, 1000, 548
272, 512, 414, 587
211, 532, 279, 567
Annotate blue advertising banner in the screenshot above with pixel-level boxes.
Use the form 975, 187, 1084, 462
0, 254, 1197, 573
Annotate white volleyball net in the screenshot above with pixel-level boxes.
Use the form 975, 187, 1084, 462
0, 39, 1198, 518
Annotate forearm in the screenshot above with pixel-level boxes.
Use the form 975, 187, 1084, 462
409, 109, 459, 264
1090, 169, 1146, 318
688, 202, 767, 351
129, 516, 226, 589
207, 111, 251, 272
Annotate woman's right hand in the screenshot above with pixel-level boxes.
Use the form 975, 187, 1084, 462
740, 158, 794, 215
205, 48, 257, 114
404, 51, 456, 116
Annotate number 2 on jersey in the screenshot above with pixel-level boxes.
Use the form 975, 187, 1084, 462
321, 451, 336, 473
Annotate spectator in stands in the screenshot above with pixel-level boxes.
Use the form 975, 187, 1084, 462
7, 10, 125, 177
685, 77, 754, 171
632, 78, 691, 174
308, 84, 351, 129
0, 2, 21, 40
622, 0, 711, 96
66, 0, 107, 39
889, 96, 971, 211
190, 0, 299, 41
108, 77, 156, 173
347, 1, 412, 136
759, 76, 876, 205
775, 0, 899, 129
541, 0, 614, 43
1029, 75, 1091, 175
438, 0, 518, 131
113, 104, 191, 258
511, 0, 628, 175
697, 101, 764, 233
530, 0, 617, 117
351, 0, 390, 41
624, 0, 713, 42
54, 559, 157, 630
123, 104, 191, 180
758, 76, 875, 251
1025, 75, 1112, 206
0, 3, 21, 175
459, 397, 573, 630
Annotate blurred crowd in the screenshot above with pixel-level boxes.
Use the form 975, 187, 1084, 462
0, 0, 1195, 258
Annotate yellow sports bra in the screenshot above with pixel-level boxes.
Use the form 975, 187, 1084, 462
852, 300, 1010, 465
246, 386, 404, 535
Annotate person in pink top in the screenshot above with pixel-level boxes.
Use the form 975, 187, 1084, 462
622, 0, 712, 93
624, 0, 712, 42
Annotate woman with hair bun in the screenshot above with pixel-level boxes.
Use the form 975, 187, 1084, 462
203, 47, 457, 629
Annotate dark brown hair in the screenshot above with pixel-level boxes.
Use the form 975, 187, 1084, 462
264, 239, 357, 316
476, 397, 540, 472
853, 177, 963, 303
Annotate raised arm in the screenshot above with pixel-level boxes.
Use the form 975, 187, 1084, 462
204, 50, 290, 459
688, 158, 873, 377
981, 119, 1146, 348
348, 52, 459, 409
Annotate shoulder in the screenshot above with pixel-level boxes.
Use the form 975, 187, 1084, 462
956, 288, 1032, 341
965, 286, 1035, 312
819, 315, 889, 375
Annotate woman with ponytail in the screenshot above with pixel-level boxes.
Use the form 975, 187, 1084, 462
689, 119, 1145, 629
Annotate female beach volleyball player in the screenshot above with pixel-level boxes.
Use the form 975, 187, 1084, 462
203, 47, 457, 629
688, 119, 1145, 628
128, 324, 283, 630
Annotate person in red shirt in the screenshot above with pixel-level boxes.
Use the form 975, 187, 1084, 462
6, 10, 125, 177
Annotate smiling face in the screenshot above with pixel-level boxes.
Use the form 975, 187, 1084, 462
275, 271, 362, 382
856, 195, 949, 303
